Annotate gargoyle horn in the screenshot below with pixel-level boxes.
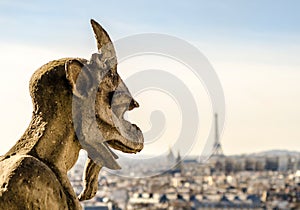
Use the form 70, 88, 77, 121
91, 19, 116, 59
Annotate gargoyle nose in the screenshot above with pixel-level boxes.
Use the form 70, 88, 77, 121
129, 99, 139, 110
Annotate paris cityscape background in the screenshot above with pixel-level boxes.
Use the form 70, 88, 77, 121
0, 0, 300, 209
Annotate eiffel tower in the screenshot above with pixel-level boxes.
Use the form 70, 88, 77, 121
212, 113, 225, 157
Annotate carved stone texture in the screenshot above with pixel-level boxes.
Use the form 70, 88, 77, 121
0, 19, 144, 210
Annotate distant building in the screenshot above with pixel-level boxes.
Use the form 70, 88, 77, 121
245, 158, 256, 171
83, 204, 109, 210
234, 157, 246, 171
265, 157, 279, 171
175, 151, 183, 173
297, 159, 300, 170
287, 156, 298, 171
225, 158, 235, 173
167, 147, 176, 163
278, 155, 289, 171
166, 149, 183, 175
255, 158, 266, 171
83, 207, 108, 210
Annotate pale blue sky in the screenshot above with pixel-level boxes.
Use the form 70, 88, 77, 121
0, 1, 300, 156
1, 1, 300, 45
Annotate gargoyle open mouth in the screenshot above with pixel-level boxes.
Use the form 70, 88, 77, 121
96, 99, 144, 154
107, 122, 144, 154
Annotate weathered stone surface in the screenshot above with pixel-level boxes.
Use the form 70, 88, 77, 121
0, 19, 143, 209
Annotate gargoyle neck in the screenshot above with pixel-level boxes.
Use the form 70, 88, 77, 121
35, 110, 81, 172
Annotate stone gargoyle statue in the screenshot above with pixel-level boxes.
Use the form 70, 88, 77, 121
0, 19, 144, 210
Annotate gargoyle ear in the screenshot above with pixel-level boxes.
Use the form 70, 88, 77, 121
65, 59, 93, 98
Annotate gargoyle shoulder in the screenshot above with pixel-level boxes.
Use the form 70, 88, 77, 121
0, 154, 68, 209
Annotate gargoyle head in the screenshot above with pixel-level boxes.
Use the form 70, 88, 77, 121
65, 20, 144, 169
